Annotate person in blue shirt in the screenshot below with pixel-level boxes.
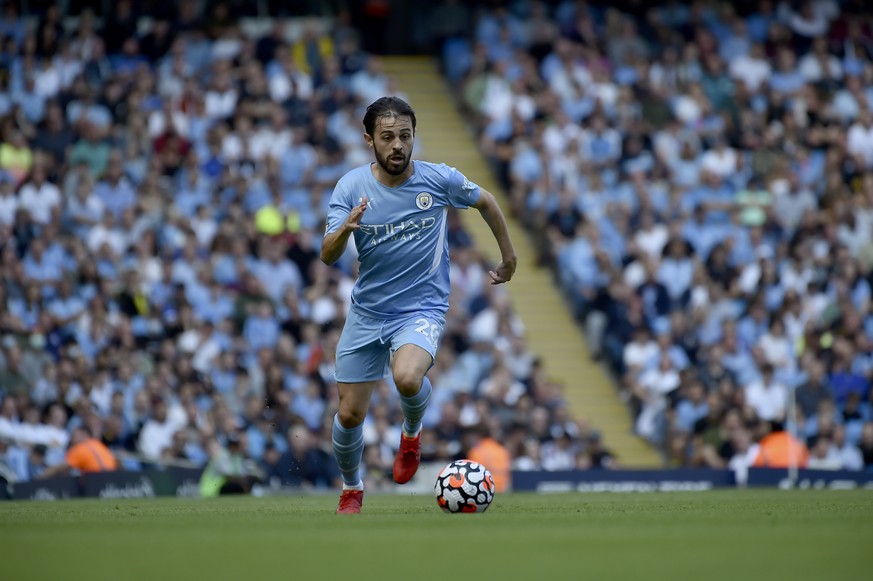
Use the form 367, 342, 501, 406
322, 97, 517, 513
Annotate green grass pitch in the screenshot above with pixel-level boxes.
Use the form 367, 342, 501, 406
2, 490, 872, 581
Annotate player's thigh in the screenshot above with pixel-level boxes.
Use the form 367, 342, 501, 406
391, 344, 434, 395
336, 380, 380, 427
389, 314, 444, 394
335, 309, 391, 384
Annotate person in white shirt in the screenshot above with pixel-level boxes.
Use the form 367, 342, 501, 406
806, 435, 844, 470
138, 396, 186, 461
757, 318, 795, 370
744, 365, 788, 422
847, 110, 873, 169
540, 430, 578, 471
350, 56, 388, 106
267, 48, 314, 103
634, 354, 680, 443
728, 428, 761, 486
204, 70, 238, 121
798, 37, 843, 83
832, 425, 864, 471
33, 57, 62, 99
729, 43, 772, 93
251, 105, 292, 162
148, 98, 189, 139
634, 211, 670, 261
548, 55, 592, 104
66, 174, 105, 236
178, 321, 223, 375
699, 136, 737, 180
0, 397, 21, 444
87, 370, 115, 418
784, 0, 833, 40
86, 210, 128, 257
54, 43, 84, 91
18, 166, 61, 225
623, 327, 659, 376
220, 115, 257, 162
830, 74, 869, 123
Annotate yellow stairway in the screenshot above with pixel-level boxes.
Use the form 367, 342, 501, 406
384, 57, 661, 467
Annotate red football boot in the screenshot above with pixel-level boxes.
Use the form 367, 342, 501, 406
335, 489, 364, 514
392, 432, 421, 484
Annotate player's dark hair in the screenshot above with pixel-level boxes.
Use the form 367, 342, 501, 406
363, 96, 416, 137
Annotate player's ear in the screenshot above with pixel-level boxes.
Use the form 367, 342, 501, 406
364, 132, 374, 148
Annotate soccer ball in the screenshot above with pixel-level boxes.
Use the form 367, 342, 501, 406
434, 459, 495, 513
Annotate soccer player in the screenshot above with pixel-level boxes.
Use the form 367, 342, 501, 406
322, 96, 517, 514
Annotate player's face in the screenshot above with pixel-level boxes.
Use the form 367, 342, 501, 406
367, 114, 414, 176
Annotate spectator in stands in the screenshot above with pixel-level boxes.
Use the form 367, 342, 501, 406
267, 424, 340, 489
40, 426, 118, 477
745, 364, 788, 423
0, 130, 33, 186
439, 0, 873, 469
138, 396, 185, 462
727, 428, 761, 486
796, 358, 831, 418
859, 422, 873, 470
0, 343, 31, 397
0, 436, 26, 483
199, 432, 255, 497
27, 443, 49, 480
582, 430, 615, 469
7, 1, 796, 490
673, 379, 709, 434
807, 435, 843, 470
466, 423, 511, 491
753, 422, 810, 469
831, 424, 864, 471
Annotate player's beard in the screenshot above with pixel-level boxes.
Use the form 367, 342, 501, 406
375, 148, 410, 176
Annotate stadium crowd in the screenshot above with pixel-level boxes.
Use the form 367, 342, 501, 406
6, 0, 873, 491
0, 1, 608, 493
446, 0, 873, 472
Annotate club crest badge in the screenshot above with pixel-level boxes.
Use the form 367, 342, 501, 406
416, 192, 433, 210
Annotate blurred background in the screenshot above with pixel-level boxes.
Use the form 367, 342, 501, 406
1, 0, 872, 498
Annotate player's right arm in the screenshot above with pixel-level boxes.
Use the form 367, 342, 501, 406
321, 196, 368, 265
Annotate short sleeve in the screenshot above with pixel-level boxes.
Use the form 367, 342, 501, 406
325, 180, 352, 235
444, 165, 481, 209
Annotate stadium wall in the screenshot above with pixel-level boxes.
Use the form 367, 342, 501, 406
4, 467, 872, 501
5, 467, 202, 501
511, 468, 873, 493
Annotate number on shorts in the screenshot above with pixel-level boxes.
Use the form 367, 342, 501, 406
414, 318, 440, 347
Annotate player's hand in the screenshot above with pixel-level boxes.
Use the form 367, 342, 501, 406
489, 256, 517, 285
343, 197, 368, 231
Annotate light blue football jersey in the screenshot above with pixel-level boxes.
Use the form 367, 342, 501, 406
325, 161, 481, 318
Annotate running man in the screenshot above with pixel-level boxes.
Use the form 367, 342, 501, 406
322, 96, 517, 514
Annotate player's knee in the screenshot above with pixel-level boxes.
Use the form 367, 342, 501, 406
393, 369, 423, 397
337, 406, 366, 428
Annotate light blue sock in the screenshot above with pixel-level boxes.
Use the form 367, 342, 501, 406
332, 414, 364, 489
400, 376, 432, 437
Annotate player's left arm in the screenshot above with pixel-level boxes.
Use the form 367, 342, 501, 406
473, 188, 517, 285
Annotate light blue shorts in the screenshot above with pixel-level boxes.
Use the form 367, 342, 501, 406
335, 307, 445, 383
